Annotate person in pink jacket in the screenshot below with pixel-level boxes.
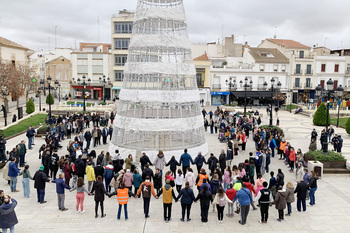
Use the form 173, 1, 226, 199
223, 166, 232, 191
254, 175, 266, 197
122, 169, 134, 194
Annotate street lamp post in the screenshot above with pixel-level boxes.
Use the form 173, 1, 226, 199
225, 78, 236, 106
37, 87, 42, 111
54, 80, 61, 102
240, 77, 253, 114
264, 78, 281, 127
315, 78, 343, 153
73, 75, 91, 112
99, 75, 111, 103
47, 76, 52, 119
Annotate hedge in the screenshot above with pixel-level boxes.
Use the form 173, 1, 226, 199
26, 99, 35, 114
0, 114, 47, 138
307, 150, 346, 162
313, 103, 330, 126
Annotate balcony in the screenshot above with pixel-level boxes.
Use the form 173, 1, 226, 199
305, 70, 313, 75
293, 83, 302, 89
296, 55, 314, 59
304, 83, 313, 89
294, 69, 303, 75
197, 81, 204, 88
212, 84, 221, 90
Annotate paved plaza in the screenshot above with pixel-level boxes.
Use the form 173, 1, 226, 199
1, 107, 350, 233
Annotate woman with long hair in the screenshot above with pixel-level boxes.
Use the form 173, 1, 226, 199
20, 165, 33, 198
70, 177, 90, 213
223, 166, 232, 191
308, 171, 318, 206
213, 186, 233, 223
285, 182, 295, 216
176, 181, 196, 222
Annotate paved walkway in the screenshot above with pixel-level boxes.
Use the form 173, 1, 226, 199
0, 107, 349, 233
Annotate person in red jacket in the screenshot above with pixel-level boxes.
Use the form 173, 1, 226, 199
225, 183, 237, 217
289, 147, 296, 173
244, 182, 257, 210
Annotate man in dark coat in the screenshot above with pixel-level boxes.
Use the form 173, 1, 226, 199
294, 180, 308, 212
218, 150, 226, 174
207, 153, 218, 176
0, 195, 18, 232
33, 166, 51, 204
194, 152, 207, 175
140, 153, 153, 172
75, 155, 86, 179
142, 164, 154, 181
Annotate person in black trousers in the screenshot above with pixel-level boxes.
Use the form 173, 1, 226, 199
294, 180, 308, 212
176, 182, 196, 222
256, 182, 273, 223
195, 185, 213, 222
91, 176, 108, 218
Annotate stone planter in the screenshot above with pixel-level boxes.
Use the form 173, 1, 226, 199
304, 154, 346, 169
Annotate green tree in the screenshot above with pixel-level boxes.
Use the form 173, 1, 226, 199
46, 94, 54, 105
345, 118, 350, 134
313, 102, 331, 126
26, 98, 35, 114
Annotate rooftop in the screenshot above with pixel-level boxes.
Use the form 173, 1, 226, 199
193, 53, 210, 61
248, 47, 289, 64
0, 36, 29, 50
266, 38, 311, 49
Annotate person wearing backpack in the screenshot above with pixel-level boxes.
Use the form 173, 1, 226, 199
233, 182, 253, 225
256, 181, 273, 223
213, 187, 233, 223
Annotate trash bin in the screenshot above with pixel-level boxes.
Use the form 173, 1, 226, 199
18, 107, 23, 120
314, 166, 322, 178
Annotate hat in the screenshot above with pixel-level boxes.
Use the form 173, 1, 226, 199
166, 179, 170, 184
39, 165, 44, 171
126, 169, 130, 172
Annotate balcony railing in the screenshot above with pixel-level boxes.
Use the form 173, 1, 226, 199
197, 81, 205, 88
305, 70, 313, 75
304, 83, 313, 89
293, 83, 302, 89
212, 84, 221, 89
296, 55, 314, 59
294, 69, 303, 75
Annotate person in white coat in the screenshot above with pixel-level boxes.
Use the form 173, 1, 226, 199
184, 167, 196, 189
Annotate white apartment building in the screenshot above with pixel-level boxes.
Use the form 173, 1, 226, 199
314, 55, 346, 90
210, 47, 289, 105
258, 39, 315, 103
110, 10, 134, 99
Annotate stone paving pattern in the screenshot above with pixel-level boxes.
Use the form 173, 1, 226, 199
1, 106, 350, 233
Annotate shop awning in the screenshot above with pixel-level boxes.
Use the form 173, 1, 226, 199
231, 91, 273, 98
112, 86, 122, 90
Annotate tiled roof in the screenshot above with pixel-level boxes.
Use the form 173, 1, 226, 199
266, 39, 311, 49
248, 48, 289, 64
0, 36, 29, 50
194, 53, 209, 61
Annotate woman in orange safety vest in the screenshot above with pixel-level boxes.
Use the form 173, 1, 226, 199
110, 182, 135, 220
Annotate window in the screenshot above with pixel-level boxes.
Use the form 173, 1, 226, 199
295, 78, 300, 88
273, 65, 278, 72
114, 22, 133, 34
321, 64, 326, 72
114, 71, 124, 81
306, 78, 311, 88
281, 65, 286, 72
335, 64, 339, 72
299, 50, 304, 58
260, 65, 264, 71
306, 64, 312, 74
296, 64, 301, 74
114, 39, 130, 50
115, 55, 128, 66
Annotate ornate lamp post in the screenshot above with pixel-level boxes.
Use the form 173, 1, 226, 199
264, 78, 281, 127
99, 75, 111, 103
54, 80, 61, 102
73, 75, 91, 112
239, 77, 253, 114
225, 77, 236, 106
2, 91, 7, 126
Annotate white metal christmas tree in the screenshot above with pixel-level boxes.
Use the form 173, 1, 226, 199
110, 0, 208, 161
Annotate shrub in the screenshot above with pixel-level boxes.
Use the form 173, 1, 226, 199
307, 150, 346, 162
26, 99, 35, 114
313, 103, 330, 126
345, 118, 350, 134
46, 94, 54, 105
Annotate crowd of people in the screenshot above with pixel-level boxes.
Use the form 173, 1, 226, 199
0, 107, 328, 232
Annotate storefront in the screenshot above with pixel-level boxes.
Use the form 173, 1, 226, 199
211, 92, 229, 105
297, 90, 315, 103
112, 87, 122, 100
71, 85, 103, 100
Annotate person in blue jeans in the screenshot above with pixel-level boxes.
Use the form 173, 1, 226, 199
33, 166, 51, 204
103, 162, 114, 193
308, 171, 318, 206
8, 157, 20, 192
0, 195, 18, 233
109, 183, 135, 220
20, 165, 33, 198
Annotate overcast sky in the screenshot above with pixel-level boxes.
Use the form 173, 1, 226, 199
1, 0, 350, 51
